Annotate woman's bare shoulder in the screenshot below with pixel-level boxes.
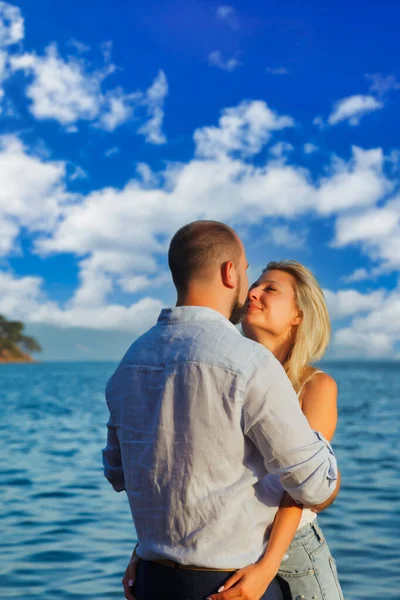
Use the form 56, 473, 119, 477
301, 370, 338, 440
303, 370, 337, 398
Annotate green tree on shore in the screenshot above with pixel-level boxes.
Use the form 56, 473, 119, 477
0, 315, 42, 358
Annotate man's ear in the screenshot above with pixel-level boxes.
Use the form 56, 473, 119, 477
221, 261, 236, 289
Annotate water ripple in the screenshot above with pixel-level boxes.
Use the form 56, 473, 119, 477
2, 361, 400, 599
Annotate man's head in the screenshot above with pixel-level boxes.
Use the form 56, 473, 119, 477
168, 220, 249, 324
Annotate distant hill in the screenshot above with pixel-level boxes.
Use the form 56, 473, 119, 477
0, 316, 42, 363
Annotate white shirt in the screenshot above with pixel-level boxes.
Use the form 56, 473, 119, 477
102, 307, 337, 569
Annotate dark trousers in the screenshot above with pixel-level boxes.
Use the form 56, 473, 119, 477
134, 560, 284, 600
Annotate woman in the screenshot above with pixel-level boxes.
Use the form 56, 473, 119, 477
215, 260, 344, 600
123, 260, 344, 600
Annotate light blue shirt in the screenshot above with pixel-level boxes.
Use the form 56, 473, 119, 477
102, 306, 337, 569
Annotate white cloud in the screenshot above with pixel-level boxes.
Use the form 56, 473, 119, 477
68, 38, 90, 54
10, 42, 167, 139
266, 67, 289, 76
0, 135, 70, 251
333, 328, 394, 357
0, 2, 24, 47
341, 268, 370, 284
0, 2, 24, 110
316, 147, 391, 215
209, 50, 241, 72
98, 89, 140, 131
324, 288, 386, 320
136, 162, 159, 186
3, 5, 399, 354
105, 146, 119, 157
137, 70, 168, 145
25, 94, 305, 315
373, 235, 400, 271
69, 165, 87, 181
304, 143, 318, 154
58, 297, 163, 331
1, 98, 398, 335
269, 141, 294, 159
70, 256, 114, 307
331, 198, 400, 272
313, 116, 324, 129
117, 273, 172, 294
387, 149, 400, 169
0, 217, 19, 255
217, 5, 235, 19
118, 275, 152, 293
30, 103, 395, 319
266, 225, 306, 249
332, 286, 400, 357
351, 290, 400, 337
334, 205, 399, 247
0, 270, 163, 332
36, 182, 168, 263
0, 49, 7, 102
10, 43, 107, 124
194, 100, 294, 159
0, 271, 47, 317
327, 95, 383, 126
366, 73, 400, 98
216, 5, 239, 29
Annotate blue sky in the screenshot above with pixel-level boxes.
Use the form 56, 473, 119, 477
1, 0, 400, 360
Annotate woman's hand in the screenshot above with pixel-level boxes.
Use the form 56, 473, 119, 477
207, 561, 277, 600
122, 554, 139, 600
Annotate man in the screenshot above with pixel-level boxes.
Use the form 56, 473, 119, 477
102, 220, 339, 600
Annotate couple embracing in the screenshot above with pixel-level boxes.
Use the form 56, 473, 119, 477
103, 220, 344, 600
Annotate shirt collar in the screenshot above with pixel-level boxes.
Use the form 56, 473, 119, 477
157, 306, 241, 334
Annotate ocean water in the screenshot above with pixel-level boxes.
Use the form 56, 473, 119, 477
1, 361, 399, 599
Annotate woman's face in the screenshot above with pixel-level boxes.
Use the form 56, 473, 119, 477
242, 269, 301, 342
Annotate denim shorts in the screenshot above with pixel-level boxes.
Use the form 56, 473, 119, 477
277, 520, 345, 600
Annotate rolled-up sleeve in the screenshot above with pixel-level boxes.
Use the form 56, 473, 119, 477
243, 355, 338, 506
102, 415, 125, 492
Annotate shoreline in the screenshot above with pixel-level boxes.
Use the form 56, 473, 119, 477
0, 351, 35, 364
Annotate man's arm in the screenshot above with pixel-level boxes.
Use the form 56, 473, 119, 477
242, 354, 338, 508
309, 469, 341, 512
102, 416, 125, 492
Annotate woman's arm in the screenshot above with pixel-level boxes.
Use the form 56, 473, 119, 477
212, 373, 338, 600
260, 375, 338, 558
261, 373, 338, 565
258, 492, 302, 572
301, 373, 338, 442
209, 497, 302, 600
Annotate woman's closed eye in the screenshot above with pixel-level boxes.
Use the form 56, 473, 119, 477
263, 286, 277, 292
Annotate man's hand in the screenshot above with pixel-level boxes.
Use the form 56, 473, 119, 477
122, 554, 139, 600
206, 562, 276, 600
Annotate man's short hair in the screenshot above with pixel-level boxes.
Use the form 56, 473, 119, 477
168, 220, 241, 293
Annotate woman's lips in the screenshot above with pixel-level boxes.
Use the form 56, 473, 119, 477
247, 303, 262, 311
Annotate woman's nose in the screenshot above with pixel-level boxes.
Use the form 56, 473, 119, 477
248, 287, 258, 300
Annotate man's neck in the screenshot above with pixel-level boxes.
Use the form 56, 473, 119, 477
176, 292, 231, 321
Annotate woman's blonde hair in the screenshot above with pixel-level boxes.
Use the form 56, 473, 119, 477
264, 260, 331, 393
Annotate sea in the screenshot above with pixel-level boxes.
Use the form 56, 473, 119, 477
1, 361, 399, 599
